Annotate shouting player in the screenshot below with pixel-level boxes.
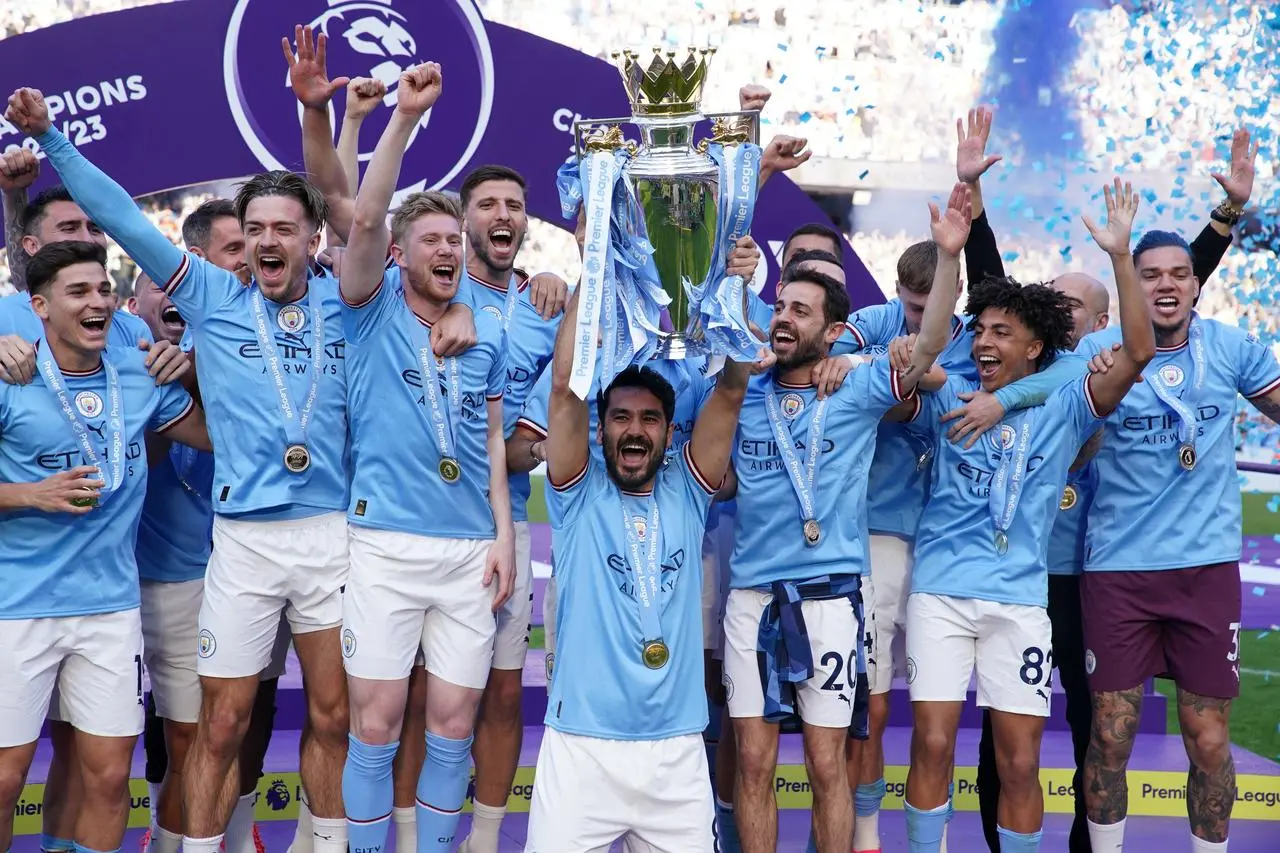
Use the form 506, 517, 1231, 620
0, 241, 209, 853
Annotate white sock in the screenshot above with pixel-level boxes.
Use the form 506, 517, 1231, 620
148, 782, 161, 826
311, 816, 348, 853
393, 807, 416, 853
182, 834, 224, 853
150, 827, 182, 853
224, 794, 256, 853
1087, 817, 1126, 852
1191, 837, 1228, 852
289, 795, 314, 853
465, 801, 507, 853
852, 810, 879, 852
939, 823, 948, 853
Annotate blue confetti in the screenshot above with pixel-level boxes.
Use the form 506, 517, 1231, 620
858, 169, 869, 180
1254, 586, 1267, 597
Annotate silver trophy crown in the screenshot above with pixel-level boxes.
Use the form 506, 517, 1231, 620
573, 47, 759, 360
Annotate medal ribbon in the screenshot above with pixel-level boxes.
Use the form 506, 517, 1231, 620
764, 381, 827, 534
563, 151, 620, 399
37, 346, 124, 503
1148, 316, 1205, 454
988, 410, 1037, 540
621, 492, 664, 646
250, 283, 324, 451
407, 313, 463, 467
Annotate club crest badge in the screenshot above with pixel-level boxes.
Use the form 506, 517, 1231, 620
780, 393, 804, 419
1158, 364, 1184, 387
277, 304, 306, 333
74, 391, 103, 418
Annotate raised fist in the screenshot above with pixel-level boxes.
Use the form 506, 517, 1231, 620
5, 88, 51, 137
396, 62, 443, 117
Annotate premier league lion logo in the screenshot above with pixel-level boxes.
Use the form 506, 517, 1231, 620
265, 779, 291, 811
225, 0, 494, 193
74, 391, 103, 418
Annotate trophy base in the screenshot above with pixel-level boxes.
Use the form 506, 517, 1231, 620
651, 334, 710, 361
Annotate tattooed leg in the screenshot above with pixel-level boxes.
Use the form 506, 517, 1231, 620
1083, 687, 1143, 826
1176, 688, 1235, 843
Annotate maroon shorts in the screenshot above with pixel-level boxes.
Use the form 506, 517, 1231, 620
1080, 562, 1242, 699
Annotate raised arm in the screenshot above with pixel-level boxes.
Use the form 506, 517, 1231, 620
343, 63, 442, 307
956, 106, 1006, 286
1189, 127, 1256, 284
7, 89, 185, 288
284, 25, 354, 243
900, 182, 971, 393
688, 352, 770, 491
546, 285, 590, 486
1080, 180, 1154, 414
337, 77, 386, 197
0, 147, 39, 291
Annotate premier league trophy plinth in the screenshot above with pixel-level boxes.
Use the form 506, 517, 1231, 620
557, 47, 762, 397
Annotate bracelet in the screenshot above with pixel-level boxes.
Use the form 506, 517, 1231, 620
1210, 201, 1243, 226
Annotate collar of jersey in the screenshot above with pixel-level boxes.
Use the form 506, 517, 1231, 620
773, 374, 816, 390
34, 340, 105, 378
621, 486, 654, 497
466, 268, 529, 296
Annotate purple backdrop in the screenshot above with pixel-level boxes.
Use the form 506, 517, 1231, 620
0, 0, 882, 308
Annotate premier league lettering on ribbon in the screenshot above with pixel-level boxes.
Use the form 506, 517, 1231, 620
225, 0, 493, 194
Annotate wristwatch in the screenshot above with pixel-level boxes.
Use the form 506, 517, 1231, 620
1210, 201, 1243, 226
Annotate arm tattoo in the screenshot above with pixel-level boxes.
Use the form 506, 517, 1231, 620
3, 190, 29, 292
1084, 687, 1144, 825
1249, 391, 1280, 426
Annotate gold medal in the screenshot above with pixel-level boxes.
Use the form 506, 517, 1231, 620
642, 640, 670, 669
1178, 444, 1196, 471
69, 495, 98, 508
284, 444, 311, 473
438, 457, 461, 483
994, 530, 1009, 555
1059, 485, 1078, 511
803, 518, 821, 546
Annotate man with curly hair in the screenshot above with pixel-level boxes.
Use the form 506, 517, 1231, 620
899, 183, 1154, 853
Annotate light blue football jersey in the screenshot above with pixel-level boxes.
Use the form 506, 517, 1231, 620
832, 300, 971, 538
463, 271, 558, 525
343, 268, 507, 538
0, 291, 153, 348
730, 359, 909, 589
135, 443, 214, 583
0, 346, 193, 617
1047, 461, 1097, 577
545, 442, 718, 739
906, 374, 1100, 607
36, 125, 351, 520
1075, 318, 1280, 571
516, 357, 713, 466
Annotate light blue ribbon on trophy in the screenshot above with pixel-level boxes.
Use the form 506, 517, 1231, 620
622, 494, 668, 668
250, 286, 324, 473
696, 141, 764, 362
407, 315, 464, 483
37, 345, 124, 503
987, 412, 1036, 556
1148, 316, 1206, 472
764, 383, 828, 547
558, 150, 621, 399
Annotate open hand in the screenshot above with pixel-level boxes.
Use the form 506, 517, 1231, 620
929, 182, 973, 258
955, 106, 1002, 184
0, 334, 36, 385
1082, 178, 1139, 257
283, 25, 350, 109
1210, 127, 1258, 209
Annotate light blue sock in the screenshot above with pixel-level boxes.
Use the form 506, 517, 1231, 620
714, 798, 742, 853
343, 734, 398, 853
415, 731, 473, 853
904, 801, 949, 853
41, 836, 74, 853
997, 825, 1043, 852
855, 777, 887, 817
945, 781, 955, 823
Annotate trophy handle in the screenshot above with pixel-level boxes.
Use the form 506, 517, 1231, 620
573, 118, 638, 158
698, 109, 762, 150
